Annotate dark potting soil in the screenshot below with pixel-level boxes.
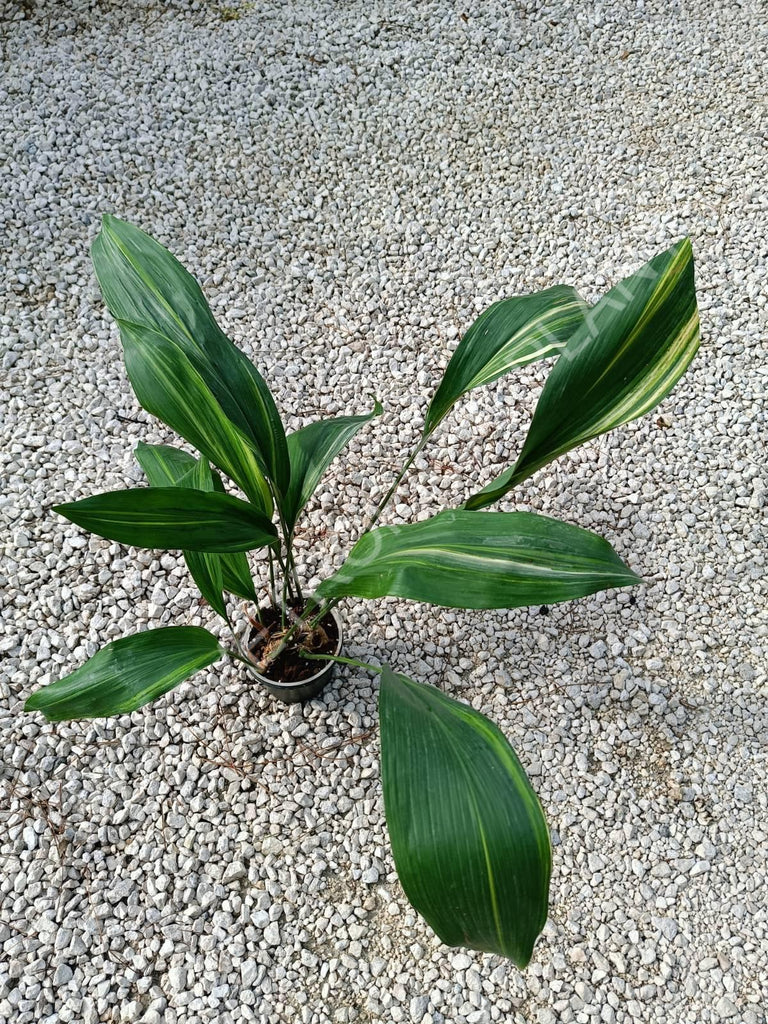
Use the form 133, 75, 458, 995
247, 605, 339, 683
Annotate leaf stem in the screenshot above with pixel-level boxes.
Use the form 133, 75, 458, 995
263, 431, 432, 667
308, 597, 336, 630
272, 547, 294, 603
267, 550, 278, 608
255, 594, 330, 670
363, 433, 430, 534
224, 644, 255, 669
267, 481, 304, 616
285, 528, 304, 604
301, 652, 382, 674
280, 565, 289, 629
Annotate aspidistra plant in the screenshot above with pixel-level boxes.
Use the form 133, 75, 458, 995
25, 216, 699, 965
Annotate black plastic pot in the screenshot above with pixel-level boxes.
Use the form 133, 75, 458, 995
247, 608, 343, 704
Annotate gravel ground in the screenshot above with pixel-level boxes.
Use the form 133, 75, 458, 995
1, 1, 766, 1022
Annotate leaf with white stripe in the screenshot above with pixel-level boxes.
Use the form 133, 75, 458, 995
316, 510, 639, 609
380, 665, 551, 963
25, 627, 223, 721
425, 286, 589, 435
55, 487, 278, 553
466, 239, 700, 509
283, 400, 382, 532
120, 321, 273, 512
93, 215, 289, 492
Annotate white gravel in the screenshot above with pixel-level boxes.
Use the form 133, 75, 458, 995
1, 1, 766, 1023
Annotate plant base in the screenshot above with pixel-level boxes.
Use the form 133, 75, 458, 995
246, 606, 342, 704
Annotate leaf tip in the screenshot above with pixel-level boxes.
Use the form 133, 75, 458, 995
100, 212, 121, 231
509, 941, 536, 970
24, 691, 42, 711
665, 235, 694, 271
619, 564, 643, 587
24, 689, 58, 721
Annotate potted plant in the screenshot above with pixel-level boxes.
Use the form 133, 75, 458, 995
24, 216, 699, 966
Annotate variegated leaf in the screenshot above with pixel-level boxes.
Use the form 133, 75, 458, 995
283, 401, 382, 532
134, 441, 198, 487
425, 286, 588, 435
466, 239, 700, 509
93, 215, 289, 492
120, 321, 273, 512
317, 509, 639, 609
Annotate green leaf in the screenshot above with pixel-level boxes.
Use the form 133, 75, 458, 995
135, 441, 227, 495
317, 509, 639, 609
135, 441, 198, 487
379, 666, 551, 963
218, 551, 258, 603
25, 627, 222, 721
176, 458, 227, 618
93, 215, 289, 493
136, 443, 258, 605
466, 239, 700, 509
184, 548, 226, 617
120, 321, 272, 512
283, 401, 382, 532
55, 487, 278, 553
137, 445, 225, 616
425, 286, 588, 435
184, 457, 259, 605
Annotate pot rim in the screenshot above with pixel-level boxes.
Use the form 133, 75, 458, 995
247, 606, 343, 690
